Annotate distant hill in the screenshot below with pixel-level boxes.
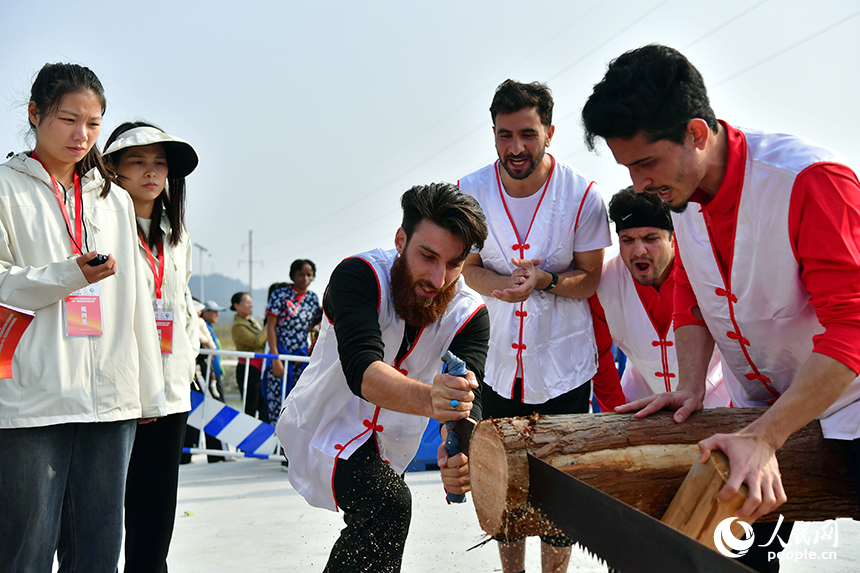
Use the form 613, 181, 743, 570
188, 273, 270, 320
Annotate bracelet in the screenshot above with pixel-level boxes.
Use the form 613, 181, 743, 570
542, 271, 559, 292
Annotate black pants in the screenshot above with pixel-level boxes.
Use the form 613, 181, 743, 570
482, 379, 591, 547
236, 362, 269, 423
324, 438, 412, 573
124, 411, 188, 573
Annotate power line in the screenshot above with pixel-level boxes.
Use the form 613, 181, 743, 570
547, 0, 673, 83
254, 1, 626, 250
681, 0, 771, 50
711, 9, 860, 89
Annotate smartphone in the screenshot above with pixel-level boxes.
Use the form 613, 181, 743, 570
86, 254, 109, 267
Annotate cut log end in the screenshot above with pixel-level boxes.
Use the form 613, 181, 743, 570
470, 416, 562, 539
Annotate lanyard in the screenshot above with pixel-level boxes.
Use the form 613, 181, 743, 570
139, 233, 166, 309
31, 152, 84, 255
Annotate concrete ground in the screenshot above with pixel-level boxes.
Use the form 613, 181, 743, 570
152, 455, 859, 572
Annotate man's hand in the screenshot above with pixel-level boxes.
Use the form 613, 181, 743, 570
138, 417, 157, 424
430, 370, 477, 423
699, 434, 786, 520
76, 251, 116, 284
491, 258, 545, 302
615, 389, 703, 423
437, 443, 470, 495
272, 358, 285, 378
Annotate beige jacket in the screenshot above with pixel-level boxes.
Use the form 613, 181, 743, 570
0, 153, 165, 428
137, 215, 199, 415
232, 314, 266, 352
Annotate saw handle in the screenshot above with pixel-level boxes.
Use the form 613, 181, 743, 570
441, 351, 469, 504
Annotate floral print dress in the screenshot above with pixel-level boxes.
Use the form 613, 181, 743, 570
263, 284, 322, 424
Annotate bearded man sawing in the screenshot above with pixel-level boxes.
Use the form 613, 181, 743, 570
276, 183, 490, 573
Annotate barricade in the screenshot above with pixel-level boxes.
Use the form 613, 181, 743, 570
188, 348, 308, 459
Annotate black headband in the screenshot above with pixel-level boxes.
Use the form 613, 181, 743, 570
613, 210, 673, 233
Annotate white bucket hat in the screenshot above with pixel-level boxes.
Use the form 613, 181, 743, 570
103, 126, 199, 179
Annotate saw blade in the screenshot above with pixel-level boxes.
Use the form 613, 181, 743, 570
527, 453, 755, 572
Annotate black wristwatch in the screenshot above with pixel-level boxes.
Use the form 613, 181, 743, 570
541, 270, 558, 292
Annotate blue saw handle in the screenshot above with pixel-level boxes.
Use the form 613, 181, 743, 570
441, 351, 468, 503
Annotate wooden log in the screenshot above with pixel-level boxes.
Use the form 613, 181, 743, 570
470, 409, 858, 539
661, 450, 753, 549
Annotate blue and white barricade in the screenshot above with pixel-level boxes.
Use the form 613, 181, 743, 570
197, 348, 310, 415
190, 348, 310, 459
186, 389, 281, 458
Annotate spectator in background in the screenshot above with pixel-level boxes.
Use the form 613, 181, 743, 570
231, 291, 268, 422
263, 260, 322, 424
103, 120, 200, 573
201, 300, 226, 400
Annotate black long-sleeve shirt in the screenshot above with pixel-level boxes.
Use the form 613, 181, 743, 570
323, 257, 489, 420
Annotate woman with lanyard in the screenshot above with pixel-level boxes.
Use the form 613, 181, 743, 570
0, 64, 164, 572
103, 121, 199, 573
264, 259, 322, 425
231, 291, 269, 422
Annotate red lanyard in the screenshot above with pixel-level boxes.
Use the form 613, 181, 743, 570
139, 233, 166, 309
32, 152, 83, 255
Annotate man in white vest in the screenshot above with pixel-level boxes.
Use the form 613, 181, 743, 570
582, 44, 860, 572
459, 79, 612, 573
589, 186, 730, 411
276, 183, 490, 572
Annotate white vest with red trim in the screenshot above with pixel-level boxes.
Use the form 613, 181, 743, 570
459, 158, 598, 403
672, 126, 860, 439
596, 255, 730, 407
276, 248, 486, 511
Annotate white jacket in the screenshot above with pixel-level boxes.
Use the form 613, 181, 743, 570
137, 215, 199, 415
0, 153, 165, 428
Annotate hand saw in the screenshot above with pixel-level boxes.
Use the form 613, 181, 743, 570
527, 453, 755, 572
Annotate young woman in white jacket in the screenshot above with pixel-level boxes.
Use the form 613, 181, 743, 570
103, 122, 200, 573
0, 64, 165, 572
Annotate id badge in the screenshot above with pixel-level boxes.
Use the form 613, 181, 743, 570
64, 284, 104, 337
155, 310, 174, 355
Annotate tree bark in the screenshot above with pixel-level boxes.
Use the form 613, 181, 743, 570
470, 409, 858, 539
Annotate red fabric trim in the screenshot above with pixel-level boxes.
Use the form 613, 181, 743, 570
574, 181, 594, 232
493, 156, 556, 395
704, 216, 781, 402
394, 326, 424, 369
494, 155, 555, 259
454, 304, 486, 337
330, 406, 384, 512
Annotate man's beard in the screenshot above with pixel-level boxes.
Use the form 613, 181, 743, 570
390, 251, 457, 328
500, 142, 546, 181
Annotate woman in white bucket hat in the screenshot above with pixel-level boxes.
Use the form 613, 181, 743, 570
103, 122, 200, 573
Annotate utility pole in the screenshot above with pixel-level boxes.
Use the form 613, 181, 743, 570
193, 243, 210, 301
239, 230, 262, 295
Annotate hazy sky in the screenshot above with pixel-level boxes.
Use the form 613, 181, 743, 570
2, 0, 858, 295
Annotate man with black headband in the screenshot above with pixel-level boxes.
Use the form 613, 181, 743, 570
589, 187, 730, 411
276, 183, 490, 572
